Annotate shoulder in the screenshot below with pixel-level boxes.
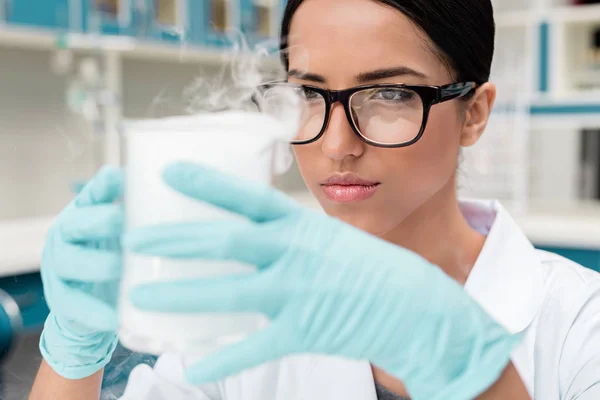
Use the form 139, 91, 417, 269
535, 249, 600, 312
536, 249, 600, 283
531, 250, 600, 398
533, 249, 600, 334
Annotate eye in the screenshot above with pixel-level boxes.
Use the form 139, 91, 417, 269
300, 87, 321, 101
372, 89, 416, 103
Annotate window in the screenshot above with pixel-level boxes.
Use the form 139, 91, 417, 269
95, 0, 120, 17
211, 0, 228, 33
155, 0, 178, 26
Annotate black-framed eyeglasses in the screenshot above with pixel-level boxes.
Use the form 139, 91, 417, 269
256, 82, 478, 148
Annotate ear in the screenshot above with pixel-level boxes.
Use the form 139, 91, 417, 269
460, 82, 496, 147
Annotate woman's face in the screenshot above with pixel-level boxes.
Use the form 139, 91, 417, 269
287, 0, 493, 237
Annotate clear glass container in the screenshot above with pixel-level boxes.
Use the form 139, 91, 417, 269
118, 111, 293, 363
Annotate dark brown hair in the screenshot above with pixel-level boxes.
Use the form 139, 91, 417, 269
280, 0, 495, 84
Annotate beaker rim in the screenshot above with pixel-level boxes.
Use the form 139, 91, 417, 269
123, 110, 295, 142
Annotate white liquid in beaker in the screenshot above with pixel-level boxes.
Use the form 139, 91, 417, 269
119, 111, 293, 362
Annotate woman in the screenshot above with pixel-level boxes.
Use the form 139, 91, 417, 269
30, 0, 600, 399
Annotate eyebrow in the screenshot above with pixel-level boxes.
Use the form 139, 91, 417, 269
287, 69, 327, 83
355, 67, 428, 83
288, 66, 428, 84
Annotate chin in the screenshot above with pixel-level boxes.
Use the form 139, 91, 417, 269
321, 204, 395, 237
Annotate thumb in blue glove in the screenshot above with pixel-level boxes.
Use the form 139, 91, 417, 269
123, 162, 520, 400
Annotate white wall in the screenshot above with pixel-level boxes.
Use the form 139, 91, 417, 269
122, 58, 208, 119
529, 127, 582, 206
0, 48, 307, 221
0, 47, 98, 220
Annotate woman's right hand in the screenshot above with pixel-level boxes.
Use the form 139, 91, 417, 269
39, 166, 124, 380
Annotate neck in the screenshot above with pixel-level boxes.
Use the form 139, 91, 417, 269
381, 176, 485, 285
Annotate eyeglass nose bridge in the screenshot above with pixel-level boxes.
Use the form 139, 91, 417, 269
326, 88, 353, 106
321, 88, 357, 134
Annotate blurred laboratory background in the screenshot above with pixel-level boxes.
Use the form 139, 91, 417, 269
1, 0, 600, 398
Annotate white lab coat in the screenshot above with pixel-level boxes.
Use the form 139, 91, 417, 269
120, 200, 600, 400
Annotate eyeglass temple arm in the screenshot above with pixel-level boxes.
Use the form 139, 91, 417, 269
439, 82, 478, 102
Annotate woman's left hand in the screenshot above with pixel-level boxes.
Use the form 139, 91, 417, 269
123, 162, 519, 400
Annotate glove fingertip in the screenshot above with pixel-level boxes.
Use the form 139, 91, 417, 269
77, 166, 124, 206
162, 162, 199, 186
121, 231, 144, 251
98, 164, 124, 180
184, 366, 208, 385
108, 204, 125, 232
129, 285, 160, 310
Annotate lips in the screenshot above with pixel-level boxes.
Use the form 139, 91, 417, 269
320, 174, 380, 203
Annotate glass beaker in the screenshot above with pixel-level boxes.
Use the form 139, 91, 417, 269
118, 111, 293, 362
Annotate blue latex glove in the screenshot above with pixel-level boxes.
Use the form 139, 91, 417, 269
124, 162, 520, 400
40, 166, 123, 379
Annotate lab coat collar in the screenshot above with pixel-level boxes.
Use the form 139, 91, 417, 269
462, 199, 545, 334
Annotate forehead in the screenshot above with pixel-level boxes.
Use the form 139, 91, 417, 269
286, 0, 449, 85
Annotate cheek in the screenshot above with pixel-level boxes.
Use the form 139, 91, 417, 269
380, 106, 462, 204
411, 105, 463, 174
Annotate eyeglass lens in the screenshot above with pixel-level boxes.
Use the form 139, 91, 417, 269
349, 87, 424, 145
261, 85, 425, 145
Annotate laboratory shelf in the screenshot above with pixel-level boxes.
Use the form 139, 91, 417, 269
536, 246, 600, 272
547, 3, 600, 23
529, 103, 600, 130
4, 0, 70, 30
0, 24, 56, 51
517, 203, 600, 250
491, 3, 600, 28
494, 10, 539, 28
0, 24, 279, 66
495, 95, 600, 129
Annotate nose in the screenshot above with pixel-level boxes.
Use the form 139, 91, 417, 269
321, 103, 365, 161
